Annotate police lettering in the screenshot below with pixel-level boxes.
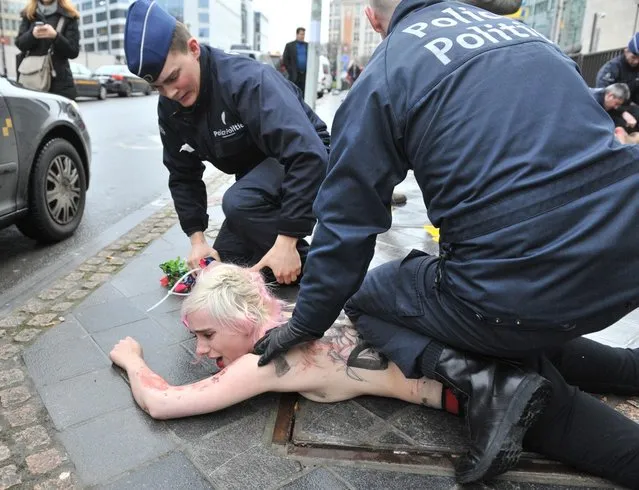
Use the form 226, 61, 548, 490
213, 123, 245, 138
401, 5, 544, 66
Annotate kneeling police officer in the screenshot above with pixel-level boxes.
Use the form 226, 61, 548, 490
124, 0, 330, 284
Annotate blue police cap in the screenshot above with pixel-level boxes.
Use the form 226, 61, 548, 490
629, 32, 639, 55
124, 0, 177, 83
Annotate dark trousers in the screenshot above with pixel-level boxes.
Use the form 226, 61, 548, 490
345, 254, 639, 488
213, 158, 308, 267
294, 71, 306, 97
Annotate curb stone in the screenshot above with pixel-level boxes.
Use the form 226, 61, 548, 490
0, 172, 231, 489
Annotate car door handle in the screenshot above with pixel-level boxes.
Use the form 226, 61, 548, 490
0, 162, 18, 175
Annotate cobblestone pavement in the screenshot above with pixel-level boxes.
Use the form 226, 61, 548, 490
0, 173, 231, 489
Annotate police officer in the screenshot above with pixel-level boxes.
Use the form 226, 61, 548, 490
123, 0, 330, 284
597, 33, 639, 104
254, 0, 639, 486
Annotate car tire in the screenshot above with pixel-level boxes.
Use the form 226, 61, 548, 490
118, 84, 132, 97
16, 138, 87, 244
143, 85, 152, 96
98, 85, 107, 100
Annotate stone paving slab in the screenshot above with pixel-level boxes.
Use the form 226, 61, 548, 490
2, 131, 637, 489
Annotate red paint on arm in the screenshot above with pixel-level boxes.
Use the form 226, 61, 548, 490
137, 367, 169, 391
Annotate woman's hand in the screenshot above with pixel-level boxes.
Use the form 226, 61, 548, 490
32, 24, 57, 39
110, 337, 143, 369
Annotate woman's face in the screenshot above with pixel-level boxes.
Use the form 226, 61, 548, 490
185, 308, 253, 368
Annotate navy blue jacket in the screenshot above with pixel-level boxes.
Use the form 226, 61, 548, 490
290, 0, 639, 340
158, 46, 330, 237
596, 54, 639, 105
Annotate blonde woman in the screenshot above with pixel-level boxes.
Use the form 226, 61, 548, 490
15, 0, 80, 99
110, 263, 639, 487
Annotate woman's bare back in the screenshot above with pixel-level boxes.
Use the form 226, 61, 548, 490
273, 315, 441, 409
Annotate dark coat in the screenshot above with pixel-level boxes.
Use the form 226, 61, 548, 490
282, 40, 308, 81
15, 6, 80, 100
596, 54, 639, 105
290, 0, 639, 339
157, 45, 330, 238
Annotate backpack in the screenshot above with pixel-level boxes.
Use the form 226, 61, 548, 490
17, 17, 65, 92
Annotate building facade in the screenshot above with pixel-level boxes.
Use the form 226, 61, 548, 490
520, 0, 637, 53
328, 0, 380, 72
253, 10, 267, 51
0, 0, 25, 46
75, 0, 243, 58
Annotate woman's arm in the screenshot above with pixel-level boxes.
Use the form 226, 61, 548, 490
52, 17, 80, 59
110, 337, 277, 420
15, 16, 37, 52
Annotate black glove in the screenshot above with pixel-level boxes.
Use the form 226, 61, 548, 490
253, 321, 318, 366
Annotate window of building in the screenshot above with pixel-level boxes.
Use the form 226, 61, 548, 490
81, 1, 92, 10
111, 39, 122, 49
110, 9, 126, 19
111, 24, 124, 34
198, 0, 208, 8
97, 26, 107, 35
199, 27, 210, 38
85, 43, 95, 52
96, 12, 106, 22
82, 14, 93, 24
83, 28, 93, 38
198, 12, 209, 23
98, 41, 108, 50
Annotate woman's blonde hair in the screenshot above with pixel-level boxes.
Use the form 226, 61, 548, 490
181, 264, 284, 344
24, 0, 80, 20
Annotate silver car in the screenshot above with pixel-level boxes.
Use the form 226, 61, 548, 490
0, 77, 91, 243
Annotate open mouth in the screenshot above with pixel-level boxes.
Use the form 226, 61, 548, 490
215, 357, 225, 369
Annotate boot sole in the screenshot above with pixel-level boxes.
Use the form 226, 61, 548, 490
456, 376, 552, 484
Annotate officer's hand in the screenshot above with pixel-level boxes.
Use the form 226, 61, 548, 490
187, 241, 220, 269
253, 321, 318, 366
251, 235, 301, 284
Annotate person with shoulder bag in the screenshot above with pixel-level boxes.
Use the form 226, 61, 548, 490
15, 0, 80, 99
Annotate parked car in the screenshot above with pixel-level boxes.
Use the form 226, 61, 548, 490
69, 62, 106, 100
268, 52, 288, 79
0, 77, 91, 243
93, 65, 152, 97
229, 49, 276, 68
317, 55, 333, 99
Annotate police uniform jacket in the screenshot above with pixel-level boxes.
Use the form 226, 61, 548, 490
290, 0, 639, 341
596, 54, 639, 105
158, 45, 330, 238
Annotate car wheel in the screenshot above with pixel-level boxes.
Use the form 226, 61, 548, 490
98, 85, 107, 100
16, 138, 87, 244
143, 85, 152, 96
118, 84, 132, 97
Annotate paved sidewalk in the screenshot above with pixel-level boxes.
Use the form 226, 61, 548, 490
0, 93, 636, 489
0, 171, 634, 489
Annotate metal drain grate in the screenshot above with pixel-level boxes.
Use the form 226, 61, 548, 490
271, 394, 619, 488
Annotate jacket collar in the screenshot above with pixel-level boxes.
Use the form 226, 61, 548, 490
387, 0, 445, 35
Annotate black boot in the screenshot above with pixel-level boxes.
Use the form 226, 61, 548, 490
423, 346, 552, 483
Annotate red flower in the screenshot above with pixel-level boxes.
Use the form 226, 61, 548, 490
160, 276, 170, 287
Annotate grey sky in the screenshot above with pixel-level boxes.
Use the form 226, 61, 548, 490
253, 0, 333, 53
